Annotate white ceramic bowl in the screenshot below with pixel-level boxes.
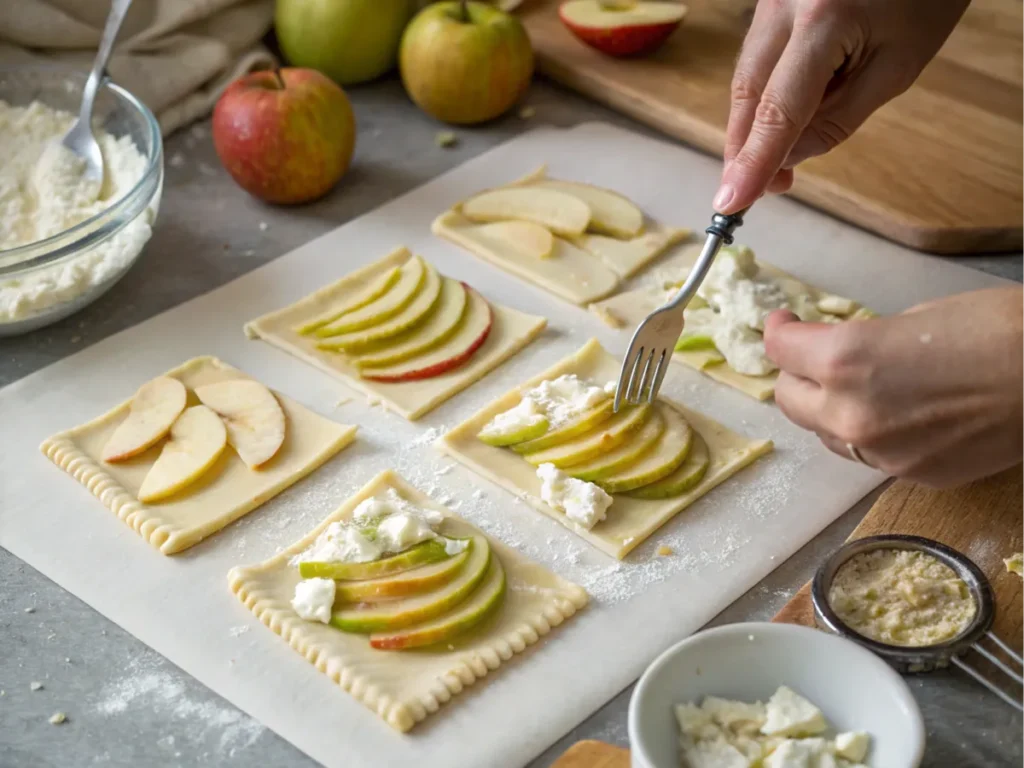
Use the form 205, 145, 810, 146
628, 622, 925, 768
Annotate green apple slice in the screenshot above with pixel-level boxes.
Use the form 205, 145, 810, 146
561, 408, 665, 482
331, 535, 491, 633
298, 538, 448, 580
478, 414, 549, 447
530, 179, 643, 239
369, 556, 506, 650
314, 256, 426, 337
349, 278, 468, 368
296, 266, 402, 335
335, 540, 472, 602
675, 333, 717, 351
629, 430, 710, 499
460, 186, 591, 237
510, 400, 614, 454
596, 403, 693, 493
521, 403, 652, 468
316, 262, 443, 350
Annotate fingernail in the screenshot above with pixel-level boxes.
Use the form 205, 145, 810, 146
713, 184, 734, 212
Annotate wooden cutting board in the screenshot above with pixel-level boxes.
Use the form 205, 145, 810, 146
551, 740, 630, 767
521, 0, 1023, 254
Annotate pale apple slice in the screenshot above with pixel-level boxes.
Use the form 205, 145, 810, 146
349, 278, 468, 368
335, 539, 472, 602
475, 220, 555, 259
629, 429, 709, 499
298, 539, 449, 580
510, 400, 615, 454
521, 403, 652, 468
597, 402, 693, 493
193, 379, 286, 469
562, 407, 665, 481
478, 413, 550, 447
358, 286, 493, 382
296, 265, 402, 335
137, 405, 228, 503
317, 261, 443, 351
331, 535, 491, 633
314, 255, 426, 337
531, 179, 644, 238
559, 0, 687, 58
460, 187, 592, 237
102, 376, 188, 463
370, 556, 506, 650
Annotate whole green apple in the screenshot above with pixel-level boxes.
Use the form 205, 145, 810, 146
275, 0, 413, 86
399, 1, 534, 124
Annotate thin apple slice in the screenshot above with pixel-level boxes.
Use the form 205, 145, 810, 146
335, 539, 472, 602
296, 265, 402, 335
137, 405, 228, 503
460, 187, 591, 237
102, 376, 188, 463
193, 379, 286, 469
299, 539, 449, 580
358, 286, 493, 382
559, 0, 687, 58
531, 179, 644, 238
573, 223, 689, 279
510, 400, 615, 453
349, 278, 468, 368
370, 556, 506, 650
562, 408, 665, 481
314, 256, 426, 337
629, 429, 709, 499
475, 221, 555, 259
317, 261, 443, 350
521, 403, 652, 468
597, 402, 693, 493
331, 535, 491, 633
478, 408, 550, 447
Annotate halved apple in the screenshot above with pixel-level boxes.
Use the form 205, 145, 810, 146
559, 0, 687, 58
475, 220, 556, 259
359, 287, 493, 382
102, 376, 188, 463
314, 256, 426, 337
531, 179, 643, 238
370, 556, 506, 650
521, 403, 652, 468
561, 407, 665, 481
629, 429, 709, 498
299, 539, 449, 580
350, 279, 468, 368
597, 402, 692, 493
317, 262, 443, 351
194, 379, 286, 469
296, 265, 402, 335
460, 186, 591, 237
511, 400, 615, 454
137, 405, 228, 503
335, 540, 473, 602
331, 535, 491, 633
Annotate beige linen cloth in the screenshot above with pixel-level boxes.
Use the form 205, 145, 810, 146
0, 0, 276, 135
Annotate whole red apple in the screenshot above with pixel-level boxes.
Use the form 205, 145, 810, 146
212, 68, 356, 204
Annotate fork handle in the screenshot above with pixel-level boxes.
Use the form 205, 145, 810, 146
665, 207, 750, 311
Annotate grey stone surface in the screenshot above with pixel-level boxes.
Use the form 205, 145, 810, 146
1, 76, 1020, 768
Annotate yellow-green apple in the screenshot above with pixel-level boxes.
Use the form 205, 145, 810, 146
510, 401, 614, 453
212, 68, 355, 204
299, 538, 449, 579
562, 408, 665, 481
628, 430, 708, 499
313, 256, 426, 338
296, 266, 402, 335
275, 0, 413, 85
334, 540, 472, 602
521, 403, 651, 468
559, 0, 687, 57
399, 1, 534, 125
597, 403, 693, 493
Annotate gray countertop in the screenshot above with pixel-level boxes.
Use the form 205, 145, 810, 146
2, 77, 1020, 768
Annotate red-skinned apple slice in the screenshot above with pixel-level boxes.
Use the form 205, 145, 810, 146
314, 255, 427, 337
559, 0, 687, 58
359, 285, 493, 382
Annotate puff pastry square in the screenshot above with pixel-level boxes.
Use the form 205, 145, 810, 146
40, 357, 357, 555
244, 247, 547, 420
437, 340, 773, 559
227, 470, 588, 732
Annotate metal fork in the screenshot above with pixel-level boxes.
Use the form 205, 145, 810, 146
613, 207, 750, 412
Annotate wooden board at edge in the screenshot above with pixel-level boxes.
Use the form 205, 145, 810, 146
521, 0, 1023, 254
552, 740, 630, 768
773, 465, 1023, 656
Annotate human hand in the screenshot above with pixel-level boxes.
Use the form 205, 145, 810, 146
763, 287, 1023, 487
715, 0, 971, 214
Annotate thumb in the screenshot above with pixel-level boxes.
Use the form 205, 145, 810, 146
764, 309, 800, 334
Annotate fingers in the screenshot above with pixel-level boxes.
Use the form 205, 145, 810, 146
773, 371, 827, 433
763, 312, 839, 381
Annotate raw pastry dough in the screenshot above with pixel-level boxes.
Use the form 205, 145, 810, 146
245, 247, 547, 420
40, 357, 357, 555
437, 340, 773, 559
227, 470, 589, 732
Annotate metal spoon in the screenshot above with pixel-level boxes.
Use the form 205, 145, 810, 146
57, 0, 135, 184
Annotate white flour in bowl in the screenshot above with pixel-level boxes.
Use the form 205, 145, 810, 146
0, 100, 154, 323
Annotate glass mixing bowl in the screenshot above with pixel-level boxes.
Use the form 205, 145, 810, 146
0, 67, 163, 336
